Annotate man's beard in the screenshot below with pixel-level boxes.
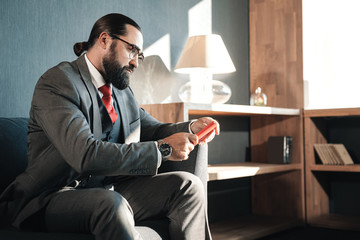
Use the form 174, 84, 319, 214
102, 43, 134, 90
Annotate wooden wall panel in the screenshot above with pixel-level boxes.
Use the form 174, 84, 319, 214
249, 0, 303, 108
249, 0, 305, 221
141, 102, 185, 123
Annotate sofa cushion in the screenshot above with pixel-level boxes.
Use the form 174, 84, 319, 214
0, 118, 29, 193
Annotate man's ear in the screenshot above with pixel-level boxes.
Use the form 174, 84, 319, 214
98, 32, 111, 50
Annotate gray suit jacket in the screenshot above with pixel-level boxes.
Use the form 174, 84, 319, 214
0, 55, 190, 228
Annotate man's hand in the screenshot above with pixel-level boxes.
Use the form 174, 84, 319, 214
161, 117, 220, 161
190, 117, 220, 145
163, 133, 198, 161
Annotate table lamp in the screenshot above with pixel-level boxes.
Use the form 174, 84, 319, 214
175, 34, 236, 104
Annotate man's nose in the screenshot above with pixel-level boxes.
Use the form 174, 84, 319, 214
129, 57, 138, 69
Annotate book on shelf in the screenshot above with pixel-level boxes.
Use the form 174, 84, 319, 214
314, 144, 354, 165
267, 136, 292, 164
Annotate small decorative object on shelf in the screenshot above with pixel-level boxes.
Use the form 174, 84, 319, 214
250, 87, 267, 106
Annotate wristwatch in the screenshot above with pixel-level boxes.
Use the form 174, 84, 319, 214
157, 140, 172, 161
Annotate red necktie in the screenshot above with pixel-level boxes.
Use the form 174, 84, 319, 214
98, 85, 118, 124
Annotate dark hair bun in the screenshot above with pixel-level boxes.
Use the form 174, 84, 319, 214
73, 41, 89, 56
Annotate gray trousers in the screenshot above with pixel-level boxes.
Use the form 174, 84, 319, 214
44, 171, 211, 240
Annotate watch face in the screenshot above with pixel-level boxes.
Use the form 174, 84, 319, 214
160, 143, 172, 158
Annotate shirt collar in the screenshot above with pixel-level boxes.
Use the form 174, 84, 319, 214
84, 54, 108, 90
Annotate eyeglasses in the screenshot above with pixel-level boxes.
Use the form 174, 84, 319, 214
109, 33, 144, 62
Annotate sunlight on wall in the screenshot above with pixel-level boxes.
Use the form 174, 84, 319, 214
303, 0, 360, 109
143, 34, 171, 71
188, 0, 212, 36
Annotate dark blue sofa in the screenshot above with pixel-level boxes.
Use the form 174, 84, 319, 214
0, 118, 208, 240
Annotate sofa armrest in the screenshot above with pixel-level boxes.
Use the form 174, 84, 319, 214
0, 118, 29, 194
158, 144, 208, 193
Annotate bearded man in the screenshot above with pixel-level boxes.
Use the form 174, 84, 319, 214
0, 13, 219, 240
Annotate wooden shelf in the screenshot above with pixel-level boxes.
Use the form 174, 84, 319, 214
304, 108, 360, 117
210, 214, 303, 240
142, 102, 301, 122
208, 162, 302, 181
310, 164, 360, 172
308, 214, 360, 231
186, 103, 300, 117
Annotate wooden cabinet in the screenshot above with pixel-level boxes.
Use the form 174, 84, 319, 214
304, 108, 360, 230
142, 102, 305, 239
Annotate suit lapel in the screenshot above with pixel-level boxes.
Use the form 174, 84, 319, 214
75, 55, 102, 139
112, 89, 129, 142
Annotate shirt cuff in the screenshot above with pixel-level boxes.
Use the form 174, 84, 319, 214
155, 141, 162, 168
189, 119, 197, 134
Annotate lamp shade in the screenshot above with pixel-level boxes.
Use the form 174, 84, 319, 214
174, 34, 236, 74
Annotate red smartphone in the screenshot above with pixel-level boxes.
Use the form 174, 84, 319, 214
196, 121, 217, 141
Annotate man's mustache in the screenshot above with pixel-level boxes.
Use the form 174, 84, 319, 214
124, 65, 135, 73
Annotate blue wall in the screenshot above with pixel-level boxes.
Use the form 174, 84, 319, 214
0, 0, 205, 117
0, 0, 249, 117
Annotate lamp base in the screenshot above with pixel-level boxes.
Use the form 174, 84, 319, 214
178, 79, 231, 104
